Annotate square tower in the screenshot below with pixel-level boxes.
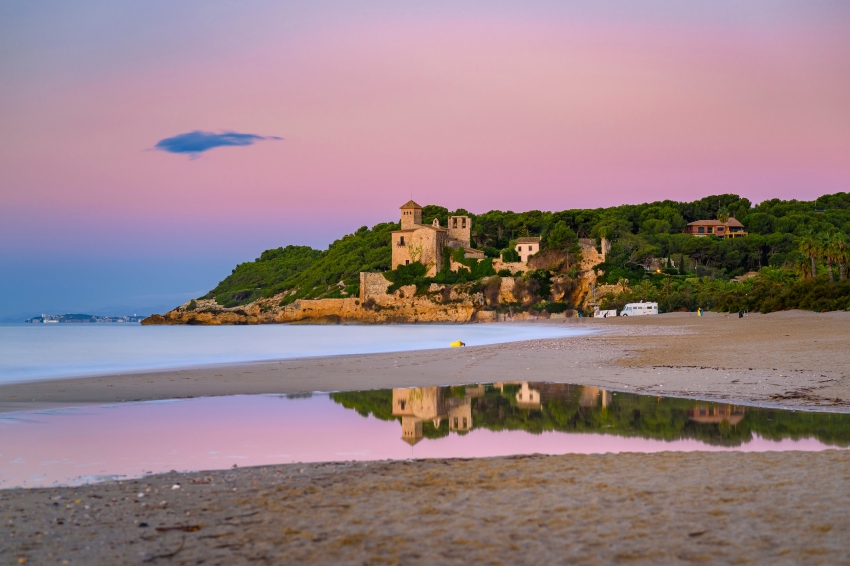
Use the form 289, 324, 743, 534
400, 200, 422, 230
447, 216, 471, 247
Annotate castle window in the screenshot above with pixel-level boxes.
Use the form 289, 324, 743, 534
453, 417, 458, 428
405, 260, 410, 265
452, 218, 457, 228
461, 218, 466, 228
462, 417, 467, 428
528, 246, 532, 251
399, 236, 405, 245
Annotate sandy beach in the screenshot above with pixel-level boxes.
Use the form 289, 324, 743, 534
1, 311, 848, 414
2, 311, 850, 565
2, 451, 849, 565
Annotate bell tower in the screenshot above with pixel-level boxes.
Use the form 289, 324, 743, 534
400, 200, 422, 230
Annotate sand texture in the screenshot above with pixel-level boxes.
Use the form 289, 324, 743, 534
1, 311, 848, 414
2, 451, 849, 565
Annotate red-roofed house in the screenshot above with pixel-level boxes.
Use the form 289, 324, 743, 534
683, 218, 747, 238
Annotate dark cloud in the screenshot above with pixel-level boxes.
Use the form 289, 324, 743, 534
153, 130, 282, 158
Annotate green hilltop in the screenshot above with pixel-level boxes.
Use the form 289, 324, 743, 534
202, 193, 850, 313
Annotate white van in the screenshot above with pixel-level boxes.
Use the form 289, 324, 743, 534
619, 302, 658, 316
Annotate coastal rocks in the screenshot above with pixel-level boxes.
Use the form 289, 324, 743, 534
143, 273, 482, 325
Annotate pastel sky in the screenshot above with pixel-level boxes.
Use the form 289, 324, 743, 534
1, 1, 849, 318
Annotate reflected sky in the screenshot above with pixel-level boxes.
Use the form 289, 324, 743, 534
1, 383, 847, 489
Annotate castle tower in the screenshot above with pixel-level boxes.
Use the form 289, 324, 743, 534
400, 200, 422, 230
447, 215, 471, 247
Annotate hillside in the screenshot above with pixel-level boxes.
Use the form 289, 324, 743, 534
196, 192, 850, 313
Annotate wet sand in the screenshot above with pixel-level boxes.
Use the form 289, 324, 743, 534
1, 310, 848, 414
3, 310, 850, 564
2, 451, 849, 565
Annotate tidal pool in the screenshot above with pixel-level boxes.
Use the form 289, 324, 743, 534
1, 382, 848, 489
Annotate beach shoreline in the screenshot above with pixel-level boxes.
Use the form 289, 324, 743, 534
1, 311, 848, 414
4, 310, 850, 564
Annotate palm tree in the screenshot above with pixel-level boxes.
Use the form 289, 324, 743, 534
716, 206, 730, 223
819, 233, 836, 282
796, 257, 812, 280
833, 233, 849, 281
637, 280, 654, 300
798, 234, 819, 278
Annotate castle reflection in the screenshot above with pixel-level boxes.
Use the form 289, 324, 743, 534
385, 383, 755, 446
392, 385, 485, 445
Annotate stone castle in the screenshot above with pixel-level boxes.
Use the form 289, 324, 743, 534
391, 200, 540, 276
391, 200, 484, 276
145, 200, 610, 326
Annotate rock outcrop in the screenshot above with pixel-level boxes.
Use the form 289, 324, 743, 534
143, 273, 486, 325
143, 245, 607, 325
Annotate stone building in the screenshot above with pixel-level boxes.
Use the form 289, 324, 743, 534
515, 237, 541, 263
391, 201, 481, 277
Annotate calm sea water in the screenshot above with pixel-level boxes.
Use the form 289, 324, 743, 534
2, 383, 847, 488
0, 323, 594, 384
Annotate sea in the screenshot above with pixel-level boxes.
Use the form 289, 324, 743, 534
0, 322, 594, 384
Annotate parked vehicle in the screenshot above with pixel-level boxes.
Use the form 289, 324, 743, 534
619, 302, 658, 316
593, 309, 617, 318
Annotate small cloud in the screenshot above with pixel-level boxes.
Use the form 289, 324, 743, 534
153, 130, 282, 158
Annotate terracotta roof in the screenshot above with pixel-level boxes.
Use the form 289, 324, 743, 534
516, 237, 541, 243
686, 217, 744, 227
400, 200, 422, 209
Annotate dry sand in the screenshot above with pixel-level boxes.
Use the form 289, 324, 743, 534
2, 451, 849, 565
2, 310, 850, 564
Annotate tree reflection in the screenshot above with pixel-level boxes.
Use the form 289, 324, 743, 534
330, 384, 850, 448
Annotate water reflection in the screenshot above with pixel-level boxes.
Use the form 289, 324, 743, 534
332, 383, 849, 449
393, 386, 485, 444
688, 404, 745, 425
2, 384, 848, 489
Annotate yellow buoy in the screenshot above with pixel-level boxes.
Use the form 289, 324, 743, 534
450, 340, 466, 347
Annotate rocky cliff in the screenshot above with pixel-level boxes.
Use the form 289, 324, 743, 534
143, 273, 486, 325
143, 244, 606, 326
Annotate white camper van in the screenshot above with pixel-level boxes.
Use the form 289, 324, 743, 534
619, 302, 658, 316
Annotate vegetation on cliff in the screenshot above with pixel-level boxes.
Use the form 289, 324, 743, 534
203, 224, 395, 307
198, 192, 850, 313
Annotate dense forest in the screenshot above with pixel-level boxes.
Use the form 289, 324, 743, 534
202, 192, 850, 313
329, 384, 850, 448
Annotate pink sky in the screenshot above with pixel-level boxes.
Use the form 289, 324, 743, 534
4, 14, 850, 237
1, 2, 849, 316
